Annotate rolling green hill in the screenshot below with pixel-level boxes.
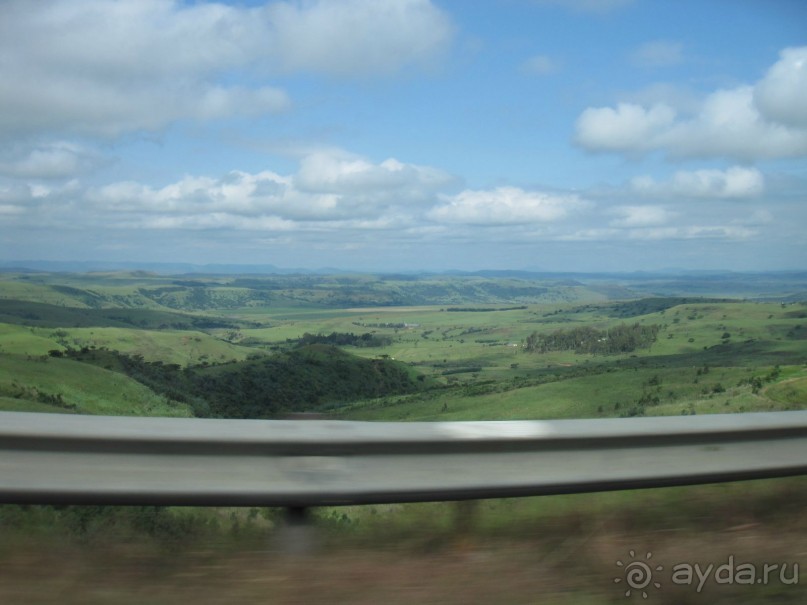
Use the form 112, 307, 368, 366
0, 353, 192, 416
0, 271, 634, 312
0, 323, 257, 366
0, 299, 247, 330
62, 344, 433, 419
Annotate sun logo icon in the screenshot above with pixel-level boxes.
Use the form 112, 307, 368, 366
614, 550, 663, 598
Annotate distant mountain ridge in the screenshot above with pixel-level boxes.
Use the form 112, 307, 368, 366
1, 260, 806, 300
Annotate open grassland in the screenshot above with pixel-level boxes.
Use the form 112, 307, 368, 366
335, 364, 794, 422
0, 324, 256, 366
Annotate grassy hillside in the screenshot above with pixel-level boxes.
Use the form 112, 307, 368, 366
0, 353, 192, 416
0, 299, 247, 330
336, 364, 800, 421
333, 300, 807, 422
61, 344, 433, 419
0, 323, 257, 366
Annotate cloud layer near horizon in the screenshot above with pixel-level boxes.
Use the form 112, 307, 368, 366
2, 148, 775, 256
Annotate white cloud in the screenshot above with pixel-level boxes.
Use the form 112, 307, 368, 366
0, 142, 104, 179
609, 205, 674, 228
620, 225, 756, 241
86, 151, 453, 228
631, 167, 765, 199
429, 187, 587, 225
575, 103, 676, 152
754, 46, 807, 129
630, 41, 684, 68
262, 0, 454, 76
575, 46, 807, 160
664, 86, 807, 159
295, 152, 454, 199
0, 0, 453, 137
0, 204, 26, 215
561, 224, 756, 242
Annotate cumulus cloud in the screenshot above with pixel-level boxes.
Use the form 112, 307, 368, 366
85, 151, 454, 230
754, 46, 807, 129
429, 187, 587, 225
575, 103, 676, 152
0, 178, 82, 225
631, 167, 765, 199
575, 46, 807, 160
0, 0, 453, 137
295, 152, 455, 199
261, 0, 454, 76
0, 142, 105, 179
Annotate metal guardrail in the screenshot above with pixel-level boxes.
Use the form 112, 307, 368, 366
1, 411, 806, 507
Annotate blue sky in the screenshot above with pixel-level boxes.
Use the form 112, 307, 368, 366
1, 0, 806, 272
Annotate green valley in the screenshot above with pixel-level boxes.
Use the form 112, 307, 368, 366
0, 269, 805, 422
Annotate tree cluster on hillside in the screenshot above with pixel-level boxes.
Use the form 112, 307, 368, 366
60, 344, 426, 419
292, 331, 393, 348
604, 297, 734, 318
524, 323, 660, 355
195, 345, 421, 418
443, 306, 527, 312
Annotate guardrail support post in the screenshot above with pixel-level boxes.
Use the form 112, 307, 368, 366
272, 506, 318, 555
453, 499, 479, 551
285, 505, 308, 526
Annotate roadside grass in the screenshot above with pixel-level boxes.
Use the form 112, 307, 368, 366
1, 478, 804, 604
321, 476, 807, 547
